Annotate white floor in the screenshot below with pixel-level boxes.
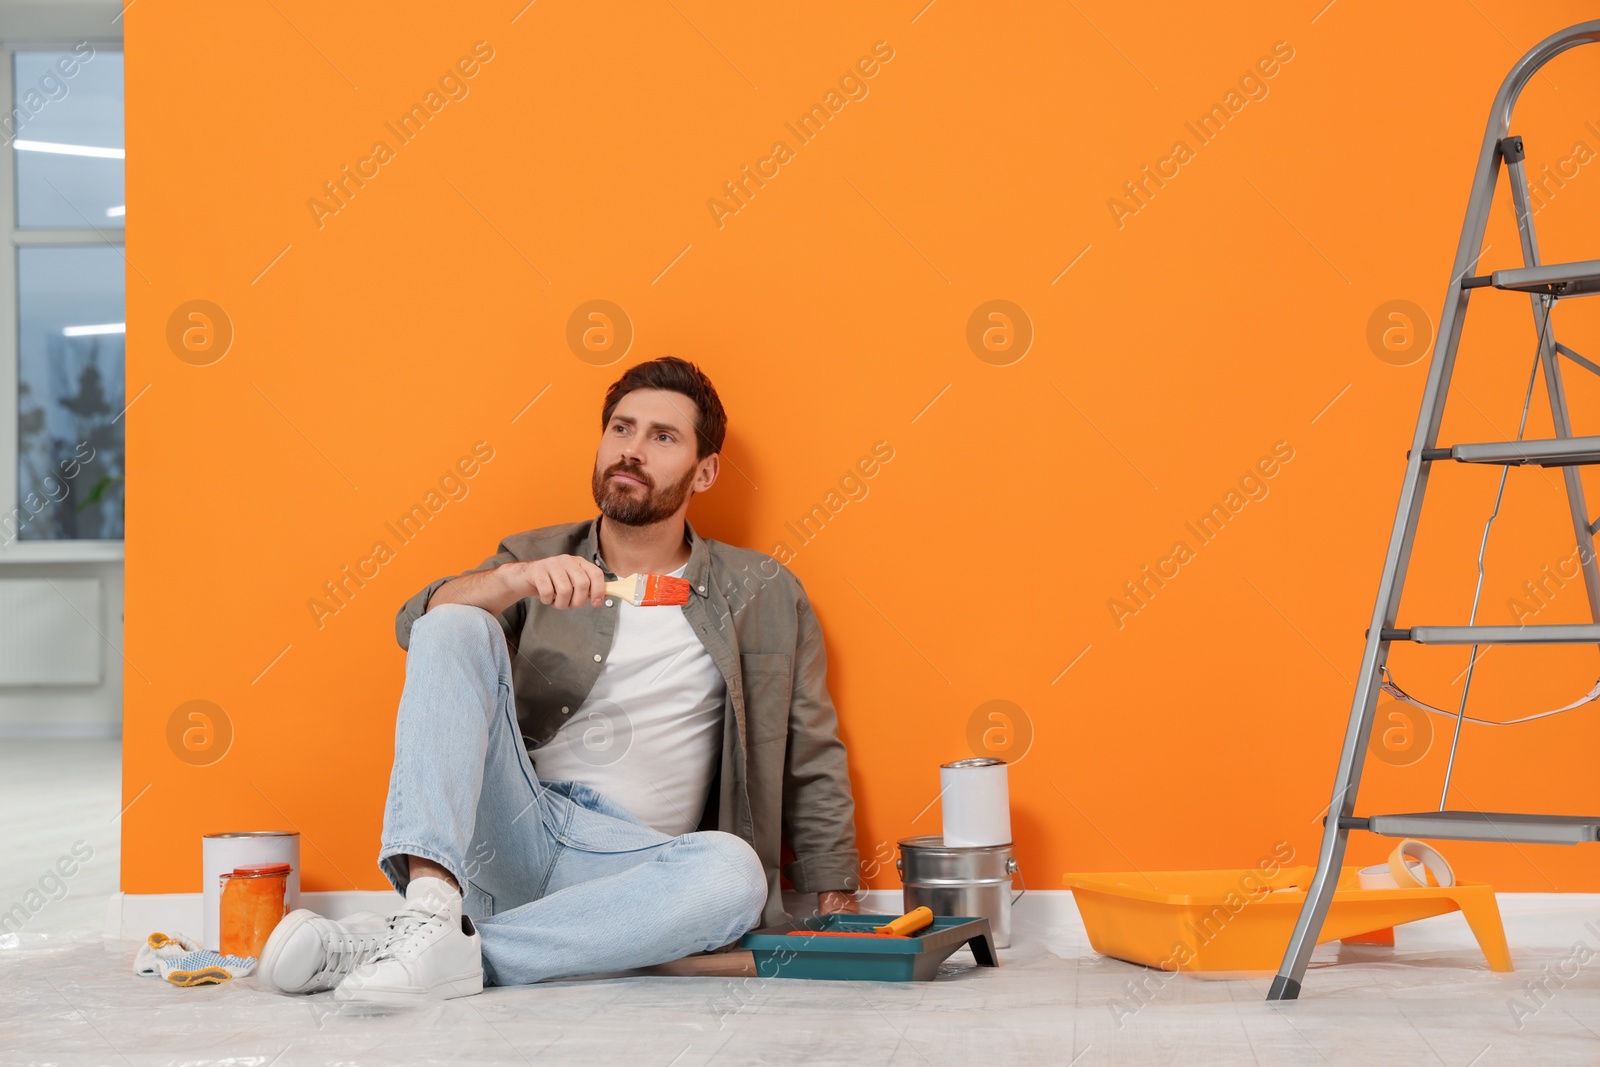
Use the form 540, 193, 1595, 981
3, 740, 1599, 1065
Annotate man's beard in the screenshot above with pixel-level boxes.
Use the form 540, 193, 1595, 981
591, 460, 697, 527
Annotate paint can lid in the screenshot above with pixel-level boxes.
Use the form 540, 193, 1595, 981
228, 862, 291, 877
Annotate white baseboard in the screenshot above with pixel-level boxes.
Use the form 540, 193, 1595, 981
792, 888, 1075, 924
106, 887, 1071, 940
107, 890, 408, 940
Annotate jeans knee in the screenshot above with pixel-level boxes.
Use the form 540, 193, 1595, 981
415, 602, 495, 637
695, 831, 767, 927
412, 603, 507, 658
406, 604, 512, 712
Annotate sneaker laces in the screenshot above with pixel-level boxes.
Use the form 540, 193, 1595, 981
373, 906, 449, 962
313, 920, 391, 983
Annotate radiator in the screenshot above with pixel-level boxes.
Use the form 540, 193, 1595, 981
0, 577, 103, 685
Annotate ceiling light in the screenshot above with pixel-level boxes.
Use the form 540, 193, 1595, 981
15, 139, 124, 159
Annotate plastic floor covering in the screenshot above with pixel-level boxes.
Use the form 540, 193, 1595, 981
5, 740, 1600, 1065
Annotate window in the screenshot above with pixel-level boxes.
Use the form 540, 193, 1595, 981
2, 44, 124, 551
14, 48, 124, 230
18, 244, 124, 539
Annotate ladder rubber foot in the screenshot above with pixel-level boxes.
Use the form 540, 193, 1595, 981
1267, 975, 1301, 1002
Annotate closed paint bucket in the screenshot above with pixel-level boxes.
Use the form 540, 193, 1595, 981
897, 835, 1026, 949
202, 831, 299, 951
939, 757, 1011, 847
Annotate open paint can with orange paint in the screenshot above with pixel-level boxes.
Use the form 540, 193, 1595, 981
201, 831, 299, 951
219, 862, 292, 958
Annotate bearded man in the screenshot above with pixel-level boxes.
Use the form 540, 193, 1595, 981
255, 356, 861, 1002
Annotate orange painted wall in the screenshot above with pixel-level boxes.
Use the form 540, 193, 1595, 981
125, 2, 1600, 896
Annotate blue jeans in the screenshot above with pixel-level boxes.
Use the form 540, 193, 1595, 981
377, 603, 768, 986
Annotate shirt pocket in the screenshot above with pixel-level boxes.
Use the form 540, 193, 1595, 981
739, 652, 793, 747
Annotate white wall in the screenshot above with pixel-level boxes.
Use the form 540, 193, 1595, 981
0, 558, 122, 736
0, 0, 125, 738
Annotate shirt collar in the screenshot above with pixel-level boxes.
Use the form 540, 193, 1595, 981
582, 513, 711, 599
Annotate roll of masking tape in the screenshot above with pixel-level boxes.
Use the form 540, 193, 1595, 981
1358, 861, 1423, 889
1386, 838, 1454, 888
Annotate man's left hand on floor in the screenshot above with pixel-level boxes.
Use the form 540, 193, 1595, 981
817, 891, 859, 915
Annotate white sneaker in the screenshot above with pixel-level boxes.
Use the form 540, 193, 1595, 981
257, 909, 390, 994
334, 876, 483, 1003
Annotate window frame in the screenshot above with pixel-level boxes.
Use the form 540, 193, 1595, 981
0, 31, 126, 563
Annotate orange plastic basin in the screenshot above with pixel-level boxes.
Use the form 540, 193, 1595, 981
1062, 865, 1510, 973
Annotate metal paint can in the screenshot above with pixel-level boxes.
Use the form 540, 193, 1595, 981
896, 835, 1026, 949
202, 831, 299, 951
939, 757, 1012, 847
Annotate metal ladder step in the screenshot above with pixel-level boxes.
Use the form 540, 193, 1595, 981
1381, 623, 1600, 644
1422, 435, 1600, 466
1463, 258, 1600, 297
1359, 810, 1600, 845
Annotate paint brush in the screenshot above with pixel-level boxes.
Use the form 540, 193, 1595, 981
602, 572, 692, 607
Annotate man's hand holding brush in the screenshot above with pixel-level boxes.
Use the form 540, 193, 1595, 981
427, 554, 691, 616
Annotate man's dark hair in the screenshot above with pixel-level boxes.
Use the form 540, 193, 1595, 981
601, 356, 727, 460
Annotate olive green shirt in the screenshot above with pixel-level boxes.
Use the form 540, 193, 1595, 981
394, 514, 861, 926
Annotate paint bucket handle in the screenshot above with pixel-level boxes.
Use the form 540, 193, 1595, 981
1007, 857, 1026, 905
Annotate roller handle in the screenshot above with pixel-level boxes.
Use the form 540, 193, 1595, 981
873, 905, 935, 936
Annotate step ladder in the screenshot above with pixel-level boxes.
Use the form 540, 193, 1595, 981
1268, 19, 1600, 1002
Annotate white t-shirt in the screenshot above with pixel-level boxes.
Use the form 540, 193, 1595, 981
531, 562, 727, 836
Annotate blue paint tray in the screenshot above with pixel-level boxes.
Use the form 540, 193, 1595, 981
737, 913, 999, 981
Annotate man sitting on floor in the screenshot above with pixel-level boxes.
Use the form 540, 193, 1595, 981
256, 356, 862, 1001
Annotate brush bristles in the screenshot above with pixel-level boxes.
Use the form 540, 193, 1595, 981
639, 574, 692, 606
604, 572, 692, 606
